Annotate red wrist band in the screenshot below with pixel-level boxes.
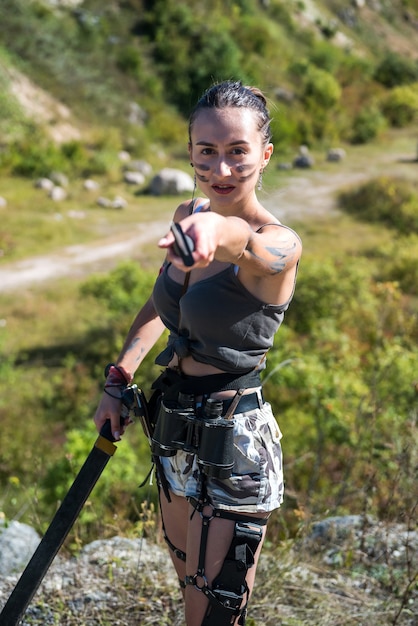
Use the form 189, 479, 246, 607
104, 363, 133, 385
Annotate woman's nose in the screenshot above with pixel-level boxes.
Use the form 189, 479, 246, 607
214, 158, 232, 177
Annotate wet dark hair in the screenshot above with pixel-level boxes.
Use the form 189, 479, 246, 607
189, 80, 272, 146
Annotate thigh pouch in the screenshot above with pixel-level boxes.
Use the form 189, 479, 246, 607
185, 498, 268, 626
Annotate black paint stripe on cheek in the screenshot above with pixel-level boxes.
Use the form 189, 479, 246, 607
239, 168, 257, 182
194, 163, 210, 171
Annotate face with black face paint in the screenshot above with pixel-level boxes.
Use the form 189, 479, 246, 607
188, 107, 273, 210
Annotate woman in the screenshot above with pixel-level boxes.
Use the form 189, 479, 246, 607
94, 80, 302, 626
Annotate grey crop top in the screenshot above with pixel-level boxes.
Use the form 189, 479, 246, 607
152, 262, 292, 373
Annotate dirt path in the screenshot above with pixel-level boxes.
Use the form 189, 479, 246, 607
0, 143, 416, 293
265, 169, 369, 221
0, 170, 366, 294
0, 220, 168, 293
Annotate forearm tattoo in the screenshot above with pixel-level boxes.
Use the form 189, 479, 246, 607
125, 337, 145, 364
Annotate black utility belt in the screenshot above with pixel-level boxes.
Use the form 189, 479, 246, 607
151, 390, 263, 480
151, 367, 263, 400
220, 389, 264, 414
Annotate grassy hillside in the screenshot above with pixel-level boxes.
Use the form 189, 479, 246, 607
0, 3, 417, 623
0, 0, 418, 172
0, 0, 417, 528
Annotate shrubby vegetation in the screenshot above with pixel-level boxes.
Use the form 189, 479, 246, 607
1, 205, 417, 543
373, 235, 418, 296
1, 0, 418, 180
0, 0, 417, 598
269, 262, 417, 521
374, 51, 418, 88
0, 266, 165, 541
350, 105, 387, 144
338, 176, 418, 234
380, 83, 418, 127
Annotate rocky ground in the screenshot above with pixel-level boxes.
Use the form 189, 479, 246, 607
0, 515, 417, 625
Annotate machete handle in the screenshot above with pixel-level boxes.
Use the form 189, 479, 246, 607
100, 417, 125, 442
100, 402, 129, 441
99, 384, 146, 442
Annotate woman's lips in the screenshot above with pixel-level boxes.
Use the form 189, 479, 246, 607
212, 184, 235, 195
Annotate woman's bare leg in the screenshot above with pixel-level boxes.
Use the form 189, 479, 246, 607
159, 490, 190, 593
185, 504, 268, 626
160, 492, 268, 626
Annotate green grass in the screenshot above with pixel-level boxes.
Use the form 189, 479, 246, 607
0, 127, 417, 525
0, 176, 188, 263
0, 129, 417, 626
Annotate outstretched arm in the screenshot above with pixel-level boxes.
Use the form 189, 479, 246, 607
158, 211, 302, 304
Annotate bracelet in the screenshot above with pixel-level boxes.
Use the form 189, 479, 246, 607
104, 363, 133, 385
103, 387, 123, 400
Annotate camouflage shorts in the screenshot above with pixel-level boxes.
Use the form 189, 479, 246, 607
158, 401, 284, 513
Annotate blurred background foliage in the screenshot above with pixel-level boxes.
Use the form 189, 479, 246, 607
0, 0, 417, 549
1, 0, 418, 174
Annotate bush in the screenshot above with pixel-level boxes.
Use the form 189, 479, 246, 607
267, 0, 295, 32
0, 133, 116, 178
301, 65, 342, 109
374, 51, 418, 88
338, 176, 418, 234
270, 107, 302, 150
266, 256, 418, 519
1, 133, 68, 177
139, 1, 247, 114
293, 65, 343, 140
116, 45, 142, 76
336, 53, 375, 88
373, 234, 418, 296
288, 259, 376, 336
79, 261, 165, 390
80, 261, 155, 315
309, 41, 342, 73
350, 105, 386, 144
39, 419, 156, 542
380, 83, 418, 127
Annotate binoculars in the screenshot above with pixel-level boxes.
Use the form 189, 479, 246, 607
151, 394, 235, 479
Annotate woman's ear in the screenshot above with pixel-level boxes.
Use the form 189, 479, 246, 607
262, 142, 274, 168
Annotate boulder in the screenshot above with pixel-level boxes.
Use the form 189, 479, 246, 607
123, 171, 146, 185
274, 86, 295, 104
34, 177, 54, 191
49, 171, 69, 187
293, 145, 315, 169
83, 179, 100, 191
97, 196, 111, 208
112, 196, 127, 209
0, 520, 40, 576
49, 186, 67, 201
149, 168, 195, 196
118, 150, 131, 162
327, 148, 346, 162
125, 160, 153, 176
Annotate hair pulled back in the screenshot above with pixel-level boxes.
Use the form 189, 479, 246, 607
189, 80, 272, 146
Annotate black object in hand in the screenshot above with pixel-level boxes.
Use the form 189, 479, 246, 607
171, 222, 195, 266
